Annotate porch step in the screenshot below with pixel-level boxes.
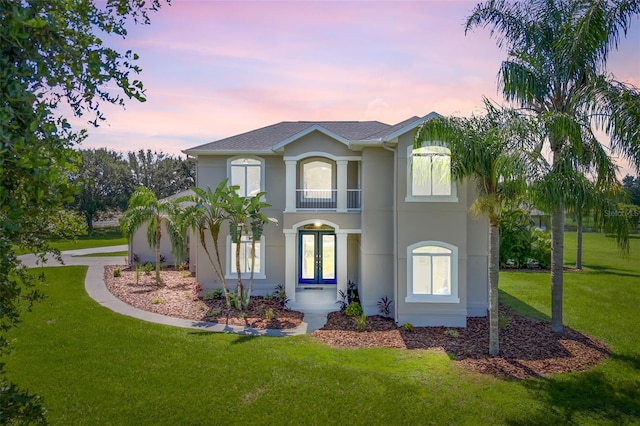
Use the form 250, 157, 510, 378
290, 288, 340, 312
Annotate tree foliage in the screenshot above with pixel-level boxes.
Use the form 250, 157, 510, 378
466, 0, 640, 333
70, 148, 134, 231
1, 0, 167, 422
622, 174, 640, 205
120, 187, 185, 284
128, 149, 195, 199
180, 183, 276, 310
68, 148, 194, 231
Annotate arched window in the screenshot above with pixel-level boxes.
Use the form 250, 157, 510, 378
302, 159, 334, 199
229, 157, 263, 197
406, 241, 459, 303
406, 145, 457, 202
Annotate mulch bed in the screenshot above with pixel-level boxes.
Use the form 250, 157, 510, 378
105, 266, 609, 379
311, 306, 610, 380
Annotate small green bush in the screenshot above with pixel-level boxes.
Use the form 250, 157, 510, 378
354, 314, 367, 331
112, 267, 121, 278
213, 289, 223, 299
444, 329, 460, 338
265, 308, 275, 321
143, 263, 153, 275
499, 313, 510, 330
402, 322, 413, 332
345, 302, 363, 317
207, 309, 220, 318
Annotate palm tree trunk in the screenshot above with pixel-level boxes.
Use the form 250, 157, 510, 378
211, 232, 229, 305
576, 212, 583, 270
236, 239, 243, 308
550, 202, 564, 334
488, 220, 500, 355
155, 223, 162, 284
248, 238, 256, 307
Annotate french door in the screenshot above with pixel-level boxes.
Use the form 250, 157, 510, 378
298, 231, 336, 285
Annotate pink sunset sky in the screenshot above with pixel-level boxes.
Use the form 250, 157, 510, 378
77, 1, 640, 175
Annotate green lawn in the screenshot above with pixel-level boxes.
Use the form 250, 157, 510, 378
5, 232, 640, 424
16, 227, 126, 254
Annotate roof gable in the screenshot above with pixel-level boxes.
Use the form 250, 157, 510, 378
183, 115, 439, 155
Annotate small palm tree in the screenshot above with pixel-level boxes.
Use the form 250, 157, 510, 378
246, 195, 277, 304
120, 187, 184, 284
178, 180, 233, 306
416, 101, 538, 355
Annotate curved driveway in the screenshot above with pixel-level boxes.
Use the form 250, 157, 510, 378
18, 246, 325, 336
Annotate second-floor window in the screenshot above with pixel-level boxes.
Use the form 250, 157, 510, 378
302, 159, 334, 200
407, 145, 457, 202
230, 157, 262, 197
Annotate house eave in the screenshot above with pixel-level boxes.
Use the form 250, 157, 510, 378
181, 149, 278, 156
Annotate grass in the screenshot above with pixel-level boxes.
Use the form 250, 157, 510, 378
4, 232, 640, 424
16, 227, 126, 254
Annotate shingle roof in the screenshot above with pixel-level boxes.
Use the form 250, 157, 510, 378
184, 115, 436, 154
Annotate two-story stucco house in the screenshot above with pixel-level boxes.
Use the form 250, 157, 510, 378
166, 112, 489, 327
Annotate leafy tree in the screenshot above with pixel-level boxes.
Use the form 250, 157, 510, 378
120, 187, 184, 284
70, 148, 134, 231
1, 0, 166, 421
128, 149, 195, 199
622, 174, 640, 205
466, 0, 640, 333
416, 101, 536, 355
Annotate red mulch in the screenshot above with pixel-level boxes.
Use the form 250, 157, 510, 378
311, 306, 610, 380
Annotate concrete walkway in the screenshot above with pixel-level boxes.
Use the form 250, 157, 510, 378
18, 246, 328, 336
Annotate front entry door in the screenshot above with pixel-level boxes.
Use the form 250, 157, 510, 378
299, 231, 336, 284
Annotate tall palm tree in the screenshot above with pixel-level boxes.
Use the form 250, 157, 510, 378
178, 180, 233, 306
120, 186, 184, 284
466, 0, 640, 333
416, 101, 537, 355
556, 173, 629, 270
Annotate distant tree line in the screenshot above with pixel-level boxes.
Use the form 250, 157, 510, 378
68, 148, 195, 231
622, 174, 640, 206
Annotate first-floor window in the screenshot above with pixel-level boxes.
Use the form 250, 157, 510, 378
226, 235, 265, 279
406, 241, 459, 303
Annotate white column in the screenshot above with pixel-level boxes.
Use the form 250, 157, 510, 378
285, 232, 296, 302
285, 160, 297, 212
337, 160, 348, 212
336, 232, 348, 301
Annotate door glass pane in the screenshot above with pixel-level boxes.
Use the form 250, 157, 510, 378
321, 234, 335, 280
301, 234, 316, 280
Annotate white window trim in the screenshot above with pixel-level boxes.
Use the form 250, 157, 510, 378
405, 145, 458, 203
227, 155, 266, 200
225, 235, 266, 280
406, 241, 460, 303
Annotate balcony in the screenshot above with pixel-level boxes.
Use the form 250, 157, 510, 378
295, 189, 361, 210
